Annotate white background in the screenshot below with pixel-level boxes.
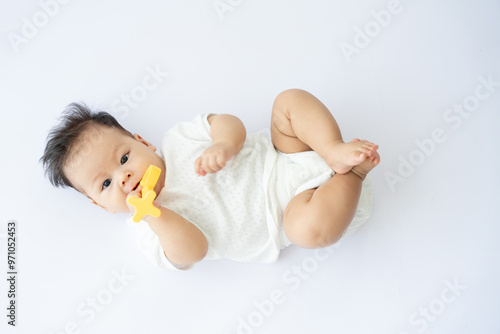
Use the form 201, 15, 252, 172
1, 0, 499, 333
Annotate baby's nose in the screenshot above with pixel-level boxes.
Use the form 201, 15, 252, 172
121, 172, 133, 187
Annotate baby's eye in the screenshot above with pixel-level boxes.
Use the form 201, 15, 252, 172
102, 179, 111, 189
121, 153, 129, 165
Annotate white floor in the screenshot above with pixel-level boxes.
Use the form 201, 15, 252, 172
1, 1, 499, 333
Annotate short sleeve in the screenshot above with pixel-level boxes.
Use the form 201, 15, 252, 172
162, 113, 212, 143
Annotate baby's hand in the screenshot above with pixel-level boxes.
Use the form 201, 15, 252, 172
126, 185, 143, 213
126, 185, 161, 221
194, 142, 235, 176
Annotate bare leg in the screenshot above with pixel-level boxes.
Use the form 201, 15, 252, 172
270, 89, 380, 248
283, 152, 379, 248
283, 172, 361, 248
271, 89, 379, 173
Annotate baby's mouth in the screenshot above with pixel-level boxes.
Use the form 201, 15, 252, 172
132, 182, 140, 191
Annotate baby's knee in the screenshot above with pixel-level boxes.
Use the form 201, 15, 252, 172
274, 89, 308, 110
276, 88, 308, 100
285, 214, 344, 249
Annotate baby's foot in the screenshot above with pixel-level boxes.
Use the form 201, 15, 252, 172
351, 149, 381, 180
322, 139, 379, 174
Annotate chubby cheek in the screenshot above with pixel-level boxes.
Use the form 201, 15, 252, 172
117, 193, 132, 213
100, 191, 130, 214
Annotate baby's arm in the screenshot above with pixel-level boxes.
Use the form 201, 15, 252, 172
194, 114, 246, 176
127, 187, 207, 269
145, 205, 208, 269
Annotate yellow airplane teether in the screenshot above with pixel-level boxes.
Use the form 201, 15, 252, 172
127, 165, 162, 223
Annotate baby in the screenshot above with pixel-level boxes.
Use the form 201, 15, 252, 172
41, 89, 380, 271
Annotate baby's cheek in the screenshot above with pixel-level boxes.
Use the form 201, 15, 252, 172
123, 196, 133, 213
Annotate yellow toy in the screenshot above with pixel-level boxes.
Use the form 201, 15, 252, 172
127, 165, 162, 223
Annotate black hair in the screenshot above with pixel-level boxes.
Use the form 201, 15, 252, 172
40, 102, 132, 189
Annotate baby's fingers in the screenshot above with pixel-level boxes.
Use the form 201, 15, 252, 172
203, 155, 220, 174
194, 156, 206, 176
216, 154, 227, 169
195, 155, 215, 176
129, 185, 143, 198
126, 185, 143, 212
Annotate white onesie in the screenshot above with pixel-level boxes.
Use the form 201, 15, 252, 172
129, 114, 372, 270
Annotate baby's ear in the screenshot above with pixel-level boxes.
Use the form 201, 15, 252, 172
133, 133, 156, 152
90, 199, 116, 214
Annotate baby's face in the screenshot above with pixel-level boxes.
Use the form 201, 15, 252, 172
64, 126, 166, 214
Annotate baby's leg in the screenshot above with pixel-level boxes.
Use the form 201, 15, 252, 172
271, 89, 379, 174
283, 153, 379, 248
271, 89, 380, 247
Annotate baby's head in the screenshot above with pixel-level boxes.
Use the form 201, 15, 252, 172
41, 103, 165, 214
